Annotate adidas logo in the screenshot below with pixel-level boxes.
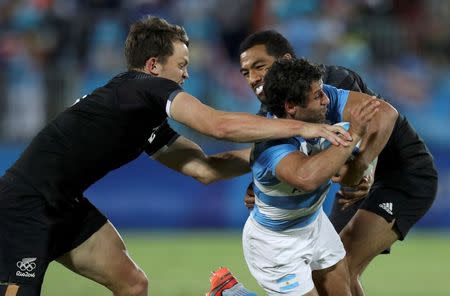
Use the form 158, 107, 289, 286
379, 202, 393, 215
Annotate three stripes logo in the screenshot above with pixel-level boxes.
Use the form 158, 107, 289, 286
379, 202, 393, 215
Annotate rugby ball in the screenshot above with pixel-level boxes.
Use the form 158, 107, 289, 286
319, 122, 361, 151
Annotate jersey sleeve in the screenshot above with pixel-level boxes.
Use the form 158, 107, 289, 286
252, 138, 302, 184
323, 84, 349, 124
117, 76, 183, 117
256, 104, 269, 116
343, 68, 378, 96
144, 120, 180, 158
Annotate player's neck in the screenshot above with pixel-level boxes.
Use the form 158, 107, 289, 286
130, 68, 152, 76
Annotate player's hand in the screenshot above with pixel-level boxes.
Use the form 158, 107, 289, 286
244, 183, 255, 209
348, 97, 380, 137
300, 122, 352, 147
336, 174, 373, 210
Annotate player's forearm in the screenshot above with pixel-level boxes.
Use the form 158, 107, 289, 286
340, 157, 378, 186
210, 111, 307, 143
343, 93, 397, 169
170, 92, 306, 143
337, 101, 395, 186
354, 101, 397, 169
294, 134, 362, 191
171, 92, 350, 146
195, 149, 251, 184
155, 136, 250, 184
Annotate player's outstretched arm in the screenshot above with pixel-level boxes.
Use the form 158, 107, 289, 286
170, 92, 352, 146
341, 92, 398, 185
154, 136, 251, 184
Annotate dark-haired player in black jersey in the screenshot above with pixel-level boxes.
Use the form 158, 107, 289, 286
238, 30, 437, 296
0, 17, 356, 296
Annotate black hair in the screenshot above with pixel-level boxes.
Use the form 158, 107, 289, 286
264, 58, 324, 117
239, 30, 296, 58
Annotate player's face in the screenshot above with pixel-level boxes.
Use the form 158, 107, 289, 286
294, 79, 329, 123
239, 45, 277, 103
158, 41, 189, 85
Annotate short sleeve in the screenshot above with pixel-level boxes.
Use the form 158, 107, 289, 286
252, 138, 302, 184
118, 76, 183, 117
144, 120, 180, 158
323, 84, 349, 123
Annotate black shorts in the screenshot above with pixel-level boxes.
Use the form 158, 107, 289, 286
330, 174, 438, 241
0, 177, 107, 293
330, 114, 438, 245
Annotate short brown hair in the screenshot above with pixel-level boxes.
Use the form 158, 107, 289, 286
124, 16, 189, 70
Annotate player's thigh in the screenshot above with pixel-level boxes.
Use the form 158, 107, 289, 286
310, 209, 346, 272
329, 193, 364, 234
56, 221, 145, 290
311, 210, 350, 296
243, 217, 317, 295
340, 209, 398, 272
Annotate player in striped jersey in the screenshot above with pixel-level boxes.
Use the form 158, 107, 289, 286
239, 30, 437, 296
242, 58, 380, 295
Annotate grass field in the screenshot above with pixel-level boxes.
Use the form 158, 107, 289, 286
42, 231, 450, 295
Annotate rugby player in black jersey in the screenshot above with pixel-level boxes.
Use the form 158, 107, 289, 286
238, 30, 437, 296
0, 17, 356, 296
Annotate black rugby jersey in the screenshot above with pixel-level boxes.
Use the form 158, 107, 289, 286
258, 65, 437, 186
6, 71, 182, 209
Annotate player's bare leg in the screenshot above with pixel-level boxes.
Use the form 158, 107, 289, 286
56, 222, 148, 296
312, 258, 351, 296
340, 209, 399, 296
303, 288, 319, 296
0, 284, 20, 296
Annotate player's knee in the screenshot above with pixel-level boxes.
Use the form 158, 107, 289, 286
344, 254, 365, 281
112, 267, 148, 296
127, 269, 148, 296
339, 224, 354, 248
348, 266, 361, 281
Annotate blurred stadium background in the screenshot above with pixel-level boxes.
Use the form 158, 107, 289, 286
1, 0, 449, 295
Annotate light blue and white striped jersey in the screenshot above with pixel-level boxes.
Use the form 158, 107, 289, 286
323, 84, 349, 124
250, 84, 349, 231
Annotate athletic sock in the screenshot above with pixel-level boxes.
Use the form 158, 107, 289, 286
222, 283, 257, 296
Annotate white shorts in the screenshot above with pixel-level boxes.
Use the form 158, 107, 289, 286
242, 208, 345, 295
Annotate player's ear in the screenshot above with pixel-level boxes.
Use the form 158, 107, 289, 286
285, 101, 297, 117
145, 57, 160, 76
282, 53, 293, 60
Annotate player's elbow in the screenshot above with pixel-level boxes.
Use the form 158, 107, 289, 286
193, 175, 215, 185
210, 122, 228, 140
298, 181, 321, 193
380, 100, 398, 124
190, 165, 218, 185
292, 175, 322, 192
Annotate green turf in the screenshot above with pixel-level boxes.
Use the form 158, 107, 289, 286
42, 231, 450, 295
